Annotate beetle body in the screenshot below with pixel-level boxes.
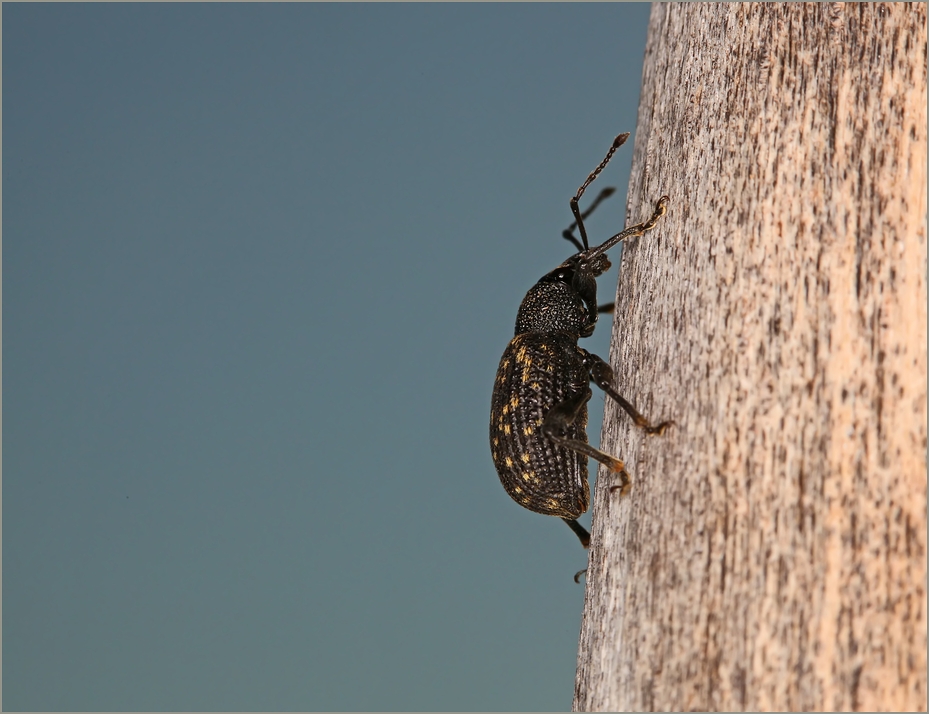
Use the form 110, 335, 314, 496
491, 332, 593, 520
490, 133, 672, 548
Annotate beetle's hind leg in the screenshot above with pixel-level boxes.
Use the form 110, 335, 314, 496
584, 351, 674, 435
563, 518, 591, 549
540, 386, 632, 485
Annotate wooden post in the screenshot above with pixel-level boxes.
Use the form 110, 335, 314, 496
575, 3, 927, 711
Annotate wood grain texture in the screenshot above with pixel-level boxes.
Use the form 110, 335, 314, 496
574, 3, 927, 711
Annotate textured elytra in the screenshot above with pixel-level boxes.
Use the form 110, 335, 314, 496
490, 331, 591, 518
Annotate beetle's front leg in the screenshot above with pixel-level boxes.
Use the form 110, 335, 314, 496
583, 351, 674, 435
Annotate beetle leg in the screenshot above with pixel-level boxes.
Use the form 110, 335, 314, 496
596, 302, 615, 314
563, 518, 591, 549
541, 386, 630, 480
584, 351, 674, 435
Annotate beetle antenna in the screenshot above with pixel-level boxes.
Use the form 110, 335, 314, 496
562, 187, 616, 252
568, 133, 630, 250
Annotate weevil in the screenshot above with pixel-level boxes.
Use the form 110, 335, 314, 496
489, 133, 672, 549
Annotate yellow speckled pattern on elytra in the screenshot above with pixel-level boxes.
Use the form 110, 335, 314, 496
489, 332, 591, 519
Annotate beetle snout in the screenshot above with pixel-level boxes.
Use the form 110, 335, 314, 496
583, 254, 611, 277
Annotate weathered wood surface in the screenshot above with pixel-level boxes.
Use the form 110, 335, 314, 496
575, 3, 927, 711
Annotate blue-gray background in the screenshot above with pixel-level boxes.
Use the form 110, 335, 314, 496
4, 4, 652, 711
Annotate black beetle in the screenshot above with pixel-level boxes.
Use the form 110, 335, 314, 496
489, 133, 672, 548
